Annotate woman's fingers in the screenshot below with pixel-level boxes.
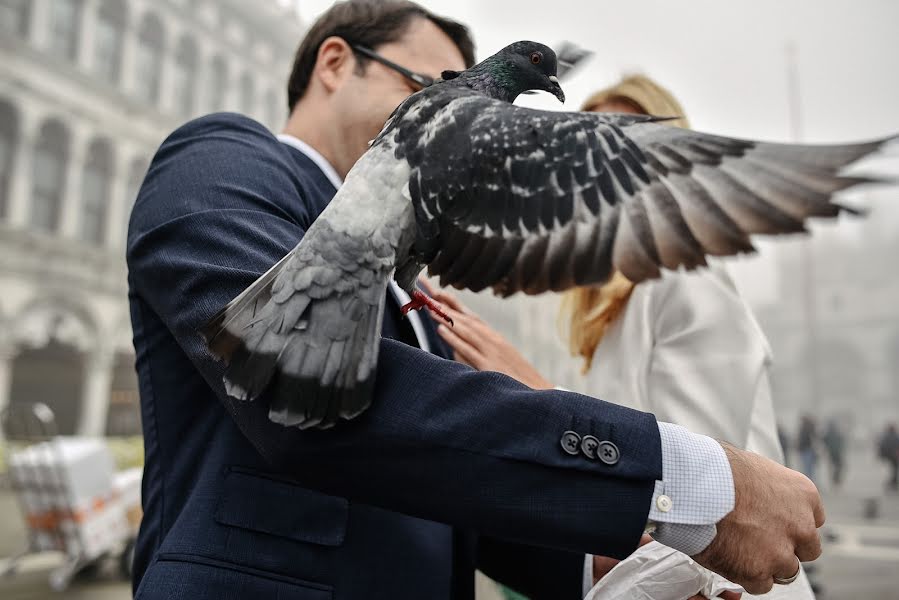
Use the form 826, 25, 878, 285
437, 323, 481, 367
439, 308, 484, 350
436, 292, 468, 314
420, 280, 472, 314
423, 283, 549, 388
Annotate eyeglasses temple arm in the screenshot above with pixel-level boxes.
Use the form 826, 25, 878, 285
350, 44, 435, 88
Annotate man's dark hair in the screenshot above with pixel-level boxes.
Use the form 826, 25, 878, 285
286, 0, 476, 111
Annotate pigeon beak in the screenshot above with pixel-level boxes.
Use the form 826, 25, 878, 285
547, 75, 565, 104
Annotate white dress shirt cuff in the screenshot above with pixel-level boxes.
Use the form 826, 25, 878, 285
649, 422, 735, 556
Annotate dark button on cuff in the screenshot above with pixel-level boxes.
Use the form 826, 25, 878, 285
561, 430, 582, 455
581, 435, 600, 459
597, 440, 620, 465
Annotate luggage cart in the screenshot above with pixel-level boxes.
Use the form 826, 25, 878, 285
0, 402, 137, 591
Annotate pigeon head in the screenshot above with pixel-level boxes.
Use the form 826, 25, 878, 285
478, 41, 566, 104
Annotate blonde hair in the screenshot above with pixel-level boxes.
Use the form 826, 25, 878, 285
562, 74, 689, 372
581, 74, 690, 129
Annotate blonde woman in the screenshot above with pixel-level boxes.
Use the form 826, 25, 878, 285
430, 75, 814, 600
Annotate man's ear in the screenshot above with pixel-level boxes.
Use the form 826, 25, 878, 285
314, 36, 354, 94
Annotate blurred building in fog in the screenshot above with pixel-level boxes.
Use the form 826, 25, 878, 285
758, 221, 899, 437
0, 0, 303, 437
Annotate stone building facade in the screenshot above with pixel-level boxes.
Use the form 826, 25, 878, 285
0, 0, 303, 436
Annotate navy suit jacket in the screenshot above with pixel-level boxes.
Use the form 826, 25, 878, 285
127, 113, 663, 599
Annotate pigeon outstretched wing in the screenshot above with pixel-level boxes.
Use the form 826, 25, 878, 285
200, 39, 893, 430
399, 96, 886, 296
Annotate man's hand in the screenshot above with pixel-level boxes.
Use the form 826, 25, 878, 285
693, 443, 824, 595
421, 282, 554, 390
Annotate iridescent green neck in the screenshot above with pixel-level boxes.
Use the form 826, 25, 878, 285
459, 60, 520, 103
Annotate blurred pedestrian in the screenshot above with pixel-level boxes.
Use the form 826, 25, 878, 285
878, 423, 899, 491
428, 73, 814, 600
822, 419, 845, 488
798, 415, 819, 484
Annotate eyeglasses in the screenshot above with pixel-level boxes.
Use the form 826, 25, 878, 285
349, 43, 435, 90
350, 43, 539, 98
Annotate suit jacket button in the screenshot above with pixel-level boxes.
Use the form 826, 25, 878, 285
581, 435, 600, 459
597, 441, 620, 465
561, 431, 582, 455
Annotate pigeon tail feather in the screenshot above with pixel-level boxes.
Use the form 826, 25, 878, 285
265, 288, 385, 429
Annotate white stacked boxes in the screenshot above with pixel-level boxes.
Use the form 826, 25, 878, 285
113, 467, 143, 530
8, 437, 129, 559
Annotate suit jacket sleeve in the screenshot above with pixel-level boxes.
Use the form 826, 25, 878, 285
477, 536, 585, 600
127, 114, 662, 560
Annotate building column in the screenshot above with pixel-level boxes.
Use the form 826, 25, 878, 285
103, 143, 133, 250
26, 0, 49, 48
104, 166, 129, 249
0, 344, 17, 442
6, 111, 39, 228
118, 8, 138, 98
77, 348, 113, 436
58, 127, 87, 239
77, 0, 99, 73
156, 27, 175, 116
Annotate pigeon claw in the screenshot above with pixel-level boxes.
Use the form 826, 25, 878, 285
401, 290, 454, 326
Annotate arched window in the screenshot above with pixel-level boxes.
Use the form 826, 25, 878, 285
93, 0, 126, 83
123, 157, 148, 238
48, 0, 81, 59
0, 0, 31, 37
80, 138, 113, 244
31, 119, 70, 233
173, 36, 198, 118
0, 100, 18, 220
207, 55, 227, 113
135, 13, 164, 105
239, 71, 254, 116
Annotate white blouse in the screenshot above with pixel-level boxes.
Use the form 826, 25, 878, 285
582, 262, 814, 599
585, 262, 782, 460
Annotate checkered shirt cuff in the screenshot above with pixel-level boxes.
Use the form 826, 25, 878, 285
648, 422, 735, 556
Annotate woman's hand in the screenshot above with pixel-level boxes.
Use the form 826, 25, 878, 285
421, 282, 554, 390
590, 536, 656, 583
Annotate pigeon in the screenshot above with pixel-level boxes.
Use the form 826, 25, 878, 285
200, 41, 892, 429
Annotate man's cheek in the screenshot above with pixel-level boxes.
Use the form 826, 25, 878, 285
374, 102, 401, 132
386, 91, 411, 114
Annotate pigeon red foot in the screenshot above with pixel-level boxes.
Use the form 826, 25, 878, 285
401, 290, 454, 326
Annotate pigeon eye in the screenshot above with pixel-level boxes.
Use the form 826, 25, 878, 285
530, 52, 542, 65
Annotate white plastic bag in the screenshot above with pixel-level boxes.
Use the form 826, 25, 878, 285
584, 541, 744, 600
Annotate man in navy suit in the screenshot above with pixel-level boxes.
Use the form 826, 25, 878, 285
127, 2, 824, 598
